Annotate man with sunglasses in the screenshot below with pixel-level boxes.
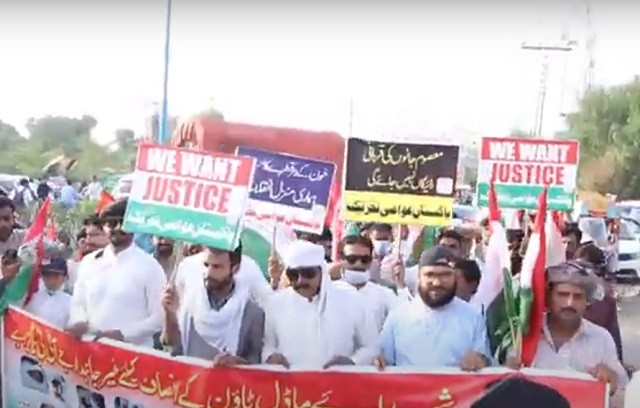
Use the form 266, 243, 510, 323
67, 199, 167, 347
263, 240, 378, 369
334, 235, 411, 332
161, 243, 264, 365
506, 261, 628, 398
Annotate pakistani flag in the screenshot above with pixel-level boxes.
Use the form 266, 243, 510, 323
519, 188, 548, 367
472, 183, 517, 359
240, 219, 296, 279
0, 198, 50, 313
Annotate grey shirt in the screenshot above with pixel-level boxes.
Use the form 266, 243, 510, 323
172, 300, 264, 363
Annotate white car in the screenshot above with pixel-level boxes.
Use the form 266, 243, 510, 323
617, 220, 640, 283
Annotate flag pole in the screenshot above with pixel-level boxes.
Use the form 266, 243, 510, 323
158, 0, 172, 145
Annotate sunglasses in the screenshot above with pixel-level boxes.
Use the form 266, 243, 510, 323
342, 254, 372, 265
285, 267, 320, 282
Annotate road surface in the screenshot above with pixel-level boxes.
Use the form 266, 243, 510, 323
619, 285, 640, 369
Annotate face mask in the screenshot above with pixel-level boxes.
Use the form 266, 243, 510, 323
343, 269, 371, 285
372, 240, 392, 258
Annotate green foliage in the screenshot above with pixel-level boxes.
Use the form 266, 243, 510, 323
568, 77, 640, 198
0, 115, 136, 180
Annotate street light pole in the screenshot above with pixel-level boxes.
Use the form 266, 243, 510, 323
158, 0, 172, 145
521, 41, 575, 137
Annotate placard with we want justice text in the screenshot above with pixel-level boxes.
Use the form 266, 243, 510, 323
476, 137, 579, 210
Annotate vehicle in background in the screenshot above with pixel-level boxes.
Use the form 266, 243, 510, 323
617, 219, 640, 283
0, 174, 28, 195
452, 204, 479, 224
111, 173, 134, 200
623, 217, 640, 241
618, 201, 640, 224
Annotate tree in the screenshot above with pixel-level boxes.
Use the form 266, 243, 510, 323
0, 116, 135, 179
27, 115, 98, 155
567, 77, 640, 198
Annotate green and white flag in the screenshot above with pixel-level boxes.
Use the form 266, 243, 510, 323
240, 219, 297, 279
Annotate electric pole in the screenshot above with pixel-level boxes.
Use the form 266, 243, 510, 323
521, 41, 576, 137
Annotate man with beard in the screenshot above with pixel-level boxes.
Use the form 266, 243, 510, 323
161, 243, 264, 364
263, 240, 378, 368
506, 261, 628, 398
67, 199, 166, 347
378, 246, 490, 369
154, 236, 176, 278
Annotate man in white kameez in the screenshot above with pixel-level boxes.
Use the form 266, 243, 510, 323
67, 199, 166, 347
333, 234, 411, 332
174, 241, 274, 309
263, 240, 378, 369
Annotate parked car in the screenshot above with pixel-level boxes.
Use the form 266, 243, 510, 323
617, 220, 640, 283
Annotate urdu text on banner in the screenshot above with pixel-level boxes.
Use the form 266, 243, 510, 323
342, 138, 459, 226
2, 307, 608, 408
236, 147, 336, 234
476, 137, 579, 210
122, 144, 255, 251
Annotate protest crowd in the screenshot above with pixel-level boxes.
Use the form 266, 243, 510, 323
0, 135, 634, 408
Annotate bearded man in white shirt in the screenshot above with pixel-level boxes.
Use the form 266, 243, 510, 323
333, 234, 411, 332
161, 243, 264, 365
67, 199, 166, 347
263, 240, 378, 369
174, 240, 274, 309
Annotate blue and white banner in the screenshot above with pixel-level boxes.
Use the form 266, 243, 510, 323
237, 147, 336, 233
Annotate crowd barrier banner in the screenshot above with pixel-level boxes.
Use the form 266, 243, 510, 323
2, 307, 608, 408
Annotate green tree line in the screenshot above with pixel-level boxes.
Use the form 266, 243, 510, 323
0, 115, 137, 180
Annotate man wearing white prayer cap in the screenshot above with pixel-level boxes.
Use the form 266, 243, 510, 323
263, 240, 379, 369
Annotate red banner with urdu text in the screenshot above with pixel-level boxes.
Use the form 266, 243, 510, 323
2, 307, 607, 408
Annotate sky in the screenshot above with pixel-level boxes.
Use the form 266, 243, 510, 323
0, 0, 639, 146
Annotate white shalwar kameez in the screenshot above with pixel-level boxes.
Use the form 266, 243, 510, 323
68, 244, 166, 347
175, 252, 273, 308
334, 280, 411, 332
25, 288, 71, 329
263, 241, 379, 368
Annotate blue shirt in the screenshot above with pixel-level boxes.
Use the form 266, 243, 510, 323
380, 297, 490, 367
59, 185, 80, 208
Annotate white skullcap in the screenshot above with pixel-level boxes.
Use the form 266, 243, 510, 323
281, 240, 325, 269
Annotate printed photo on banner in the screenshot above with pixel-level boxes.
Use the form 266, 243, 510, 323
236, 146, 336, 234
122, 144, 256, 251
342, 138, 459, 226
476, 137, 579, 210
2, 307, 608, 408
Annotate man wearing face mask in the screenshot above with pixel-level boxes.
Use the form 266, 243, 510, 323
370, 223, 394, 260
161, 244, 264, 365
263, 240, 378, 369
377, 246, 490, 370
334, 235, 411, 332
67, 199, 166, 347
